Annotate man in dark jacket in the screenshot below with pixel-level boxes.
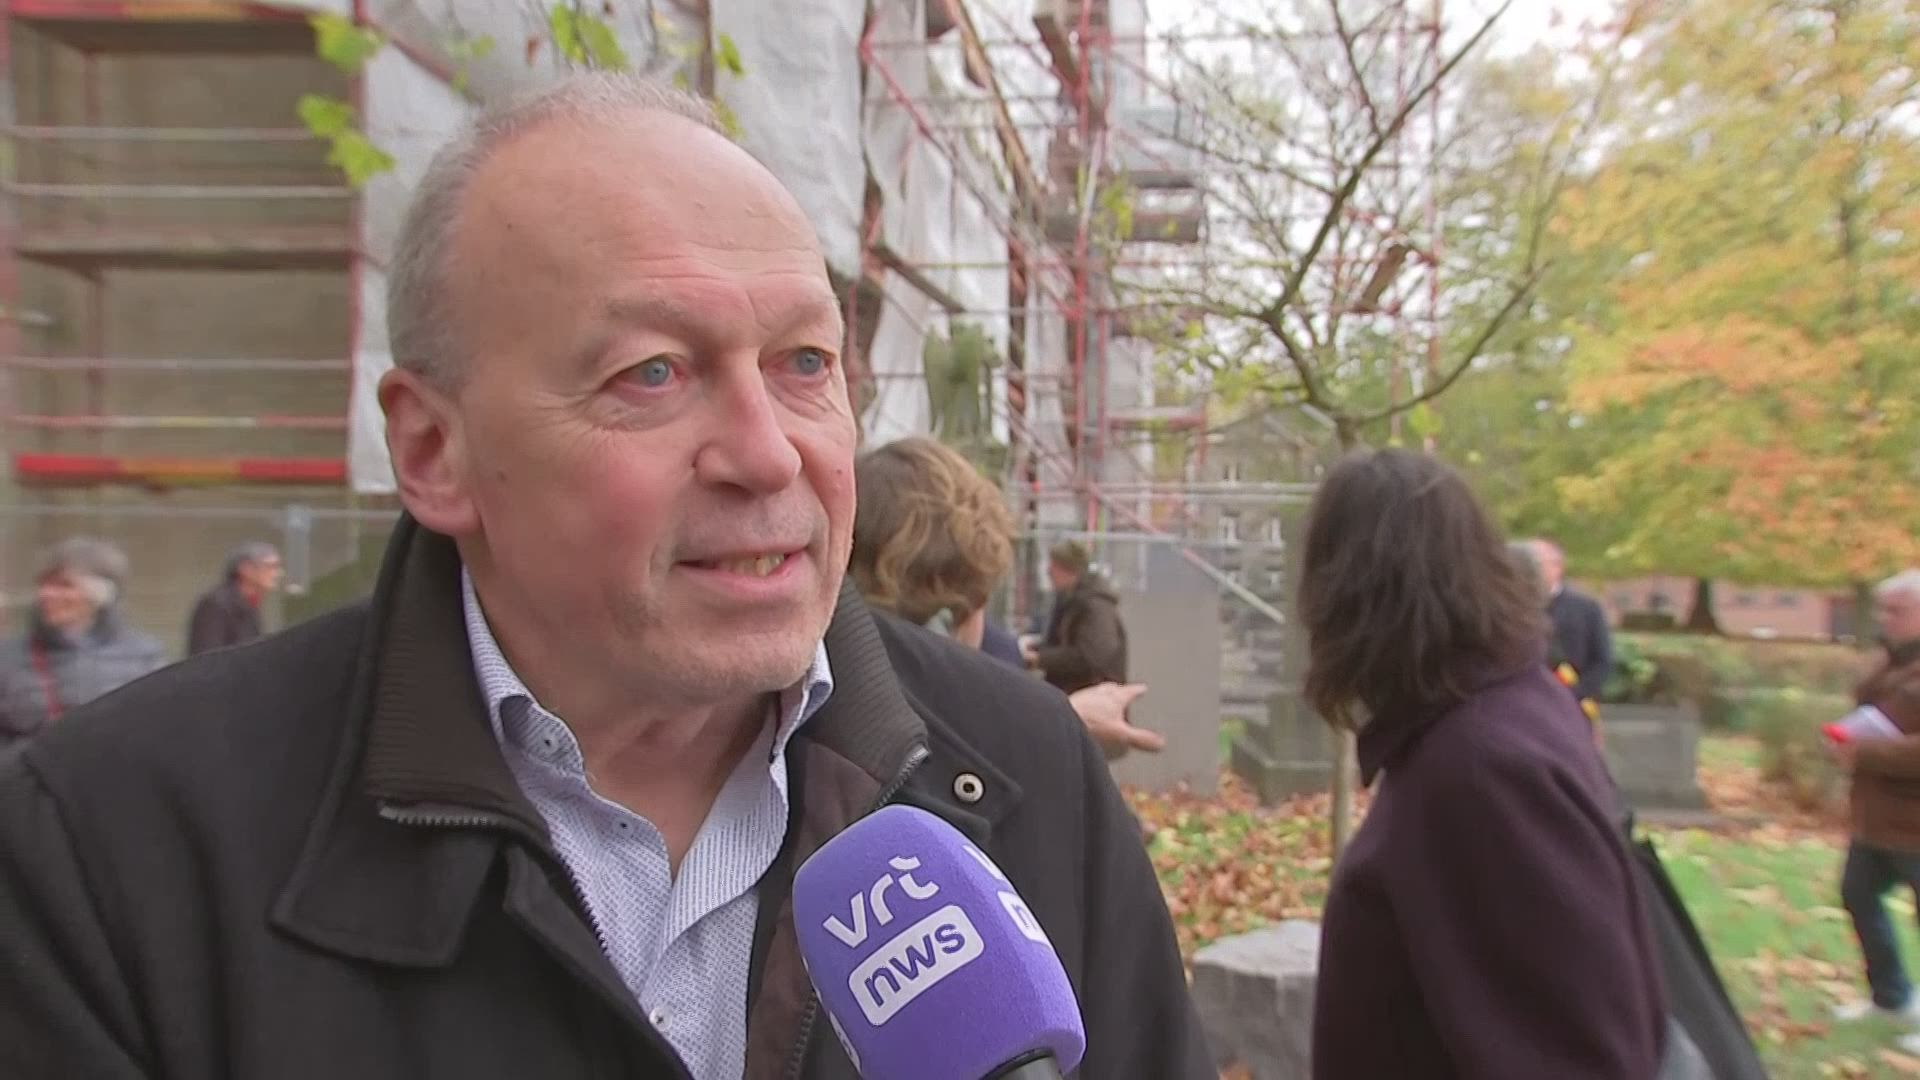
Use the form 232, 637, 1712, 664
0, 75, 1210, 1080
184, 541, 282, 656
1028, 541, 1129, 695
1531, 538, 1614, 701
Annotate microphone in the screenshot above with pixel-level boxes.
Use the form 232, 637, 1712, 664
791, 804, 1086, 1080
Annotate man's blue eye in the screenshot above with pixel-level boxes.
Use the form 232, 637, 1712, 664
793, 349, 828, 375
635, 358, 674, 387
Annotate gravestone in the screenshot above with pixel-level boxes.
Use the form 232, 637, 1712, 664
1109, 578, 1222, 795
1191, 920, 1321, 1079
1227, 503, 1333, 804
1232, 692, 1336, 804
1603, 703, 1709, 813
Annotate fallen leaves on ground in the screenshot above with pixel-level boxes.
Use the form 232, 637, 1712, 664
1124, 773, 1372, 959
1694, 737, 1846, 842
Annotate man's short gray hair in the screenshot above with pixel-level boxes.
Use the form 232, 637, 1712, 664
386, 73, 722, 388
1876, 569, 1920, 602
225, 541, 279, 581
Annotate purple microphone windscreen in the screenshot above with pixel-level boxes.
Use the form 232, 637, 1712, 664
791, 804, 1086, 1079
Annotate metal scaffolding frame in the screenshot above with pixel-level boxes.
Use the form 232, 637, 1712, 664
0, 0, 362, 489
852, 0, 1449, 620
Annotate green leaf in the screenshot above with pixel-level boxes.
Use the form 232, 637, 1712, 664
310, 13, 383, 74
548, 7, 584, 63
296, 95, 393, 188
550, 6, 629, 70
715, 32, 746, 76
326, 131, 396, 188
296, 94, 355, 139
712, 99, 745, 140
1406, 401, 1443, 439
578, 16, 629, 69
446, 32, 495, 93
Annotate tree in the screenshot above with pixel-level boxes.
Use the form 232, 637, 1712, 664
1554, 0, 1920, 593
1118, 0, 1608, 853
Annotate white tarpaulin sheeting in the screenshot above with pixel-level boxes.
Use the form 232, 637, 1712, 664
859, 0, 933, 444
347, 45, 471, 494
1025, 265, 1077, 529
711, 0, 865, 278
942, 152, 1012, 442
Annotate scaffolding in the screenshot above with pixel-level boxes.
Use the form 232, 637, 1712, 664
2, 2, 358, 480
852, 0, 1450, 622
0, 0, 1452, 647
0, 0, 376, 638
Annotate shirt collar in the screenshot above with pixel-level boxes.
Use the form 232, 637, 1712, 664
459, 567, 833, 758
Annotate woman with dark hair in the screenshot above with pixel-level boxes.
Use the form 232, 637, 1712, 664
1303, 449, 1666, 1079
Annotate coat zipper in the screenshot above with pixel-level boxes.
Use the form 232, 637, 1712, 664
377, 801, 514, 832
781, 744, 930, 1080
377, 801, 615, 951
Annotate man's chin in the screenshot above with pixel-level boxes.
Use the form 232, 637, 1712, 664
670, 650, 817, 706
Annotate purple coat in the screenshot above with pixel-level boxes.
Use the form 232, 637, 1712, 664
1312, 661, 1667, 1079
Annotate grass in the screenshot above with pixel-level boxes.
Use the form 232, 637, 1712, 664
1654, 737, 1920, 1077
1654, 823, 1920, 1078
1132, 735, 1920, 1079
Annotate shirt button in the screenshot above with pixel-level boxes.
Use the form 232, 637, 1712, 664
650, 1007, 668, 1027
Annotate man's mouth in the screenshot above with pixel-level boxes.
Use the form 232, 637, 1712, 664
690, 552, 792, 577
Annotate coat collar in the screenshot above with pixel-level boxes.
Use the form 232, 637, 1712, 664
272, 513, 1012, 966
1355, 650, 1542, 786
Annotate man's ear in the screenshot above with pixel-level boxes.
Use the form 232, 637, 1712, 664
379, 367, 478, 536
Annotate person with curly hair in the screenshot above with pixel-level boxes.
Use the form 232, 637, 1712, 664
851, 436, 1164, 757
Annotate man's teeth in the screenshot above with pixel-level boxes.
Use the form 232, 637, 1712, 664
712, 553, 787, 577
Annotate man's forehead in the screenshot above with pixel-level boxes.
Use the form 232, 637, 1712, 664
601, 279, 842, 331
475, 112, 804, 233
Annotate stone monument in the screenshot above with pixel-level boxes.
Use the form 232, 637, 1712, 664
1191, 920, 1322, 1079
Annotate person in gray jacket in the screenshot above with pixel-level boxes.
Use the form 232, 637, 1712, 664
0, 537, 167, 748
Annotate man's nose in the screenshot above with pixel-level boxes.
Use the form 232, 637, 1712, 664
693, 371, 804, 495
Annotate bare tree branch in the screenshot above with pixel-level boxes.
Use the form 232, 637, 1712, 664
1354, 265, 1546, 425
1260, 0, 1514, 335
1329, 0, 1384, 140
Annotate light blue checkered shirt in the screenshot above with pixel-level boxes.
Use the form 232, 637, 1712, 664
461, 570, 833, 1079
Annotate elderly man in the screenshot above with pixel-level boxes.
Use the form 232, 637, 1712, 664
0, 76, 1210, 1079
184, 541, 283, 656
1529, 537, 1614, 703
1831, 570, 1920, 1045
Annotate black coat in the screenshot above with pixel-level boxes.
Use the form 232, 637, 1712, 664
1548, 588, 1613, 701
185, 580, 264, 657
0, 516, 1211, 1080
1313, 661, 1667, 1079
